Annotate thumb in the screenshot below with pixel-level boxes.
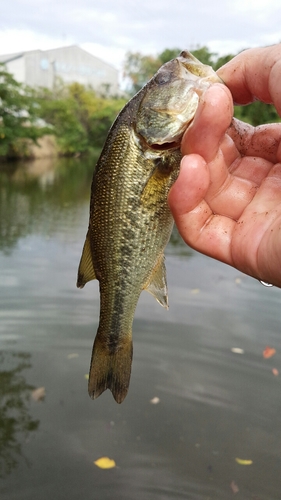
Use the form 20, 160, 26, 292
181, 84, 233, 163
168, 154, 210, 217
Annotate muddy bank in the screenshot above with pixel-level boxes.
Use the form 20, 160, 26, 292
24, 135, 58, 159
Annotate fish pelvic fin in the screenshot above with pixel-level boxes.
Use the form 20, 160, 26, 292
88, 333, 133, 404
144, 254, 169, 309
77, 230, 96, 288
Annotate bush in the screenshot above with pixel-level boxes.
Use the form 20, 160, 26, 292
0, 64, 47, 159
37, 83, 126, 155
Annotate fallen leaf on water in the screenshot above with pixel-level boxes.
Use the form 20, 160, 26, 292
263, 346, 276, 359
230, 480, 239, 494
94, 457, 116, 469
150, 397, 160, 404
84, 374, 89, 380
31, 387, 46, 402
235, 278, 241, 284
191, 288, 200, 295
272, 368, 279, 376
67, 353, 79, 359
235, 458, 253, 465
231, 347, 244, 354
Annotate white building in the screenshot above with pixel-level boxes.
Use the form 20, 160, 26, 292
0, 45, 119, 94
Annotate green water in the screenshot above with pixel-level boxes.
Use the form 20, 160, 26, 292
0, 157, 281, 499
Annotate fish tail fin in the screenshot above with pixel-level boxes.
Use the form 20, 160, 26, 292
88, 333, 133, 404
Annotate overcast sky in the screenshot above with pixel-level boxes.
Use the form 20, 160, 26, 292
1, 0, 280, 70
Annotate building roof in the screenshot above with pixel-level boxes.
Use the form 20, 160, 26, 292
0, 52, 24, 64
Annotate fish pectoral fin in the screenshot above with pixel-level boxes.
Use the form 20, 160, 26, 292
77, 231, 96, 288
144, 254, 169, 309
141, 159, 174, 206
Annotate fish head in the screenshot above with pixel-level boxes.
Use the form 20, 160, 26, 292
135, 50, 222, 150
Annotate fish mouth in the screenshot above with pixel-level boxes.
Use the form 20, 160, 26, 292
136, 132, 182, 153
146, 115, 195, 152
149, 140, 180, 151
137, 114, 195, 153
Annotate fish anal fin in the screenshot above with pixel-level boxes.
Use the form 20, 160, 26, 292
77, 231, 96, 288
145, 254, 169, 309
88, 334, 133, 404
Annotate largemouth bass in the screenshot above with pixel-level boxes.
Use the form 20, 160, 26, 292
77, 51, 221, 403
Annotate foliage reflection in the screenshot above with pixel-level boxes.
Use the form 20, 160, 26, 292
0, 154, 99, 254
0, 352, 39, 477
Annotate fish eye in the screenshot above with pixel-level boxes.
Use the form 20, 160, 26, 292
154, 71, 172, 85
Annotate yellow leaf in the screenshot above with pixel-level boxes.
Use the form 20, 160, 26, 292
235, 458, 253, 465
263, 346, 276, 359
84, 374, 89, 380
230, 480, 239, 494
67, 353, 79, 359
231, 347, 244, 354
150, 397, 160, 404
94, 457, 116, 469
31, 387, 46, 402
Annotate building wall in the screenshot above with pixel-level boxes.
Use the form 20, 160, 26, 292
45, 46, 119, 94
6, 57, 25, 83
24, 50, 55, 89
1, 46, 119, 94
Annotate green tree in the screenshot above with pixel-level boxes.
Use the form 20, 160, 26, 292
38, 91, 89, 155
0, 64, 46, 159
123, 52, 161, 95
191, 45, 216, 66
88, 97, 127, 148
123, 46, 216, 95
234, 100, 280, 126
158, 48, 181, 64
67, 82, 126, 148
38, 82, 126, 154
213, 53, 234, 70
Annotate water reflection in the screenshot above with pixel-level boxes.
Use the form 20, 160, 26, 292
168, 227, 193, 257
0, 156, 281, 499
0, 154, 98, 254
0, 352, 39, 477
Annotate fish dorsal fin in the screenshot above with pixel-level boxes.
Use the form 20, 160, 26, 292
144, 254, 169, 309
77, 231, 96, 288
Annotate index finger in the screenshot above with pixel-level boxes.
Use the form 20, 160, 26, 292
217, 44, 281, 115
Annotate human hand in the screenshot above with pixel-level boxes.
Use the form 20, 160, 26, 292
168, 44, 281, 287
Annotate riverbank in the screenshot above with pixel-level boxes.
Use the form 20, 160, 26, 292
0, 135, 59, 162
23, 135, 59, 159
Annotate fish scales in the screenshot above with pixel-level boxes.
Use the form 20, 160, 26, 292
77, 51, 222, 403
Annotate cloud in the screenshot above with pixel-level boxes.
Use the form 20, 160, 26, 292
0, 0, 280, 68
0, 29, 75, 55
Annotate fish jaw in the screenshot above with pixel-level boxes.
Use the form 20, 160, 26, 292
178, 50, 223, 85
135, 50, 222, 148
